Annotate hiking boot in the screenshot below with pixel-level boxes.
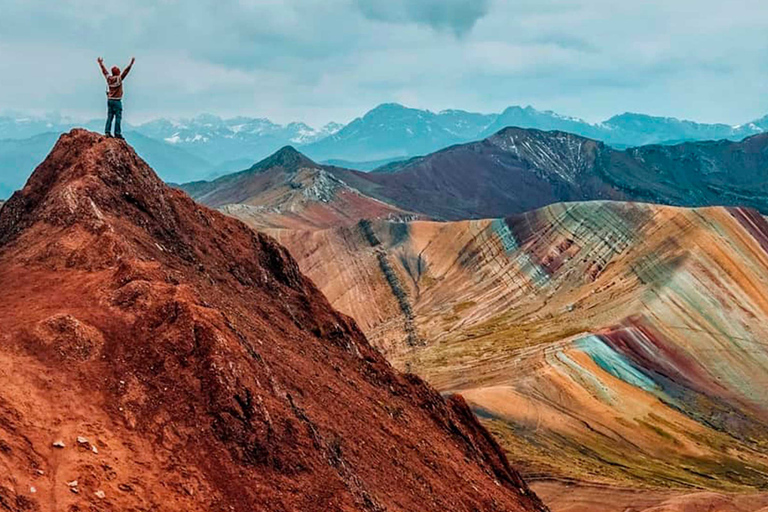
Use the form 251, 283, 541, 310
105, 133, 113, 138
115, 134, 125, 140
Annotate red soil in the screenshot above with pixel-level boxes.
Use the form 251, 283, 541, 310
0, 129, 548, 512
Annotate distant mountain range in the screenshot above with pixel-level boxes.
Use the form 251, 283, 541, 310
301, 104, 768, 163
0, 113, 342, 191
332, 128, 768, 219
478, 107, 768, 147
183, 128, 768, 222
300, 104, 497, 162
2, 104, 768, 197
136, 114, 343, 166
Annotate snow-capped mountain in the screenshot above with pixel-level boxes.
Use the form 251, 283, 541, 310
2, 105, 768, 200
136, 114, 343, 164
305, 103, 768, 162
481, 107, 766, 148
301, 103, 498, 162
138, 114, 342, 146
0, 112, 136, 140
480, 106, 604, 140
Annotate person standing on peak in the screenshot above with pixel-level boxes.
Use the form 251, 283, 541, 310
97, 56, 135, 140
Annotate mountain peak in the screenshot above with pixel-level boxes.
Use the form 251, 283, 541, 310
0, 129, 308, 290
370, 102, 408, 111
272, 144, 305, 158
491, 125, 592, 142
606, 112, 663, 124
250, 145, 317, 173
363, 103, 416, 119
0, 129, 171, 249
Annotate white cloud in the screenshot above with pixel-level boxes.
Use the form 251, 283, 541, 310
355, 0, 491, 36
0, 0, 767, 125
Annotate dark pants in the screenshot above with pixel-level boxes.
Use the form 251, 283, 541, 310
105, 99, 123, 136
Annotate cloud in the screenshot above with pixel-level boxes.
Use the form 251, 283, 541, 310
0, 0, 767, 126
355, 0, 490, 36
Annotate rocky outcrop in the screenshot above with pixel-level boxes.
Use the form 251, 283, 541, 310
358, 219, 421, 348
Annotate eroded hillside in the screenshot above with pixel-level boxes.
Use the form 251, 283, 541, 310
266, 202, 768, 500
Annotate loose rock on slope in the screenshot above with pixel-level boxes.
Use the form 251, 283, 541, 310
0, 129, 547, 512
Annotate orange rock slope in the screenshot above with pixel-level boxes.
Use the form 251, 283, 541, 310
262, 202, 768, 507
0, 130, 548, 512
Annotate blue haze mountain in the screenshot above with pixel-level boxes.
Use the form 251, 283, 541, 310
2, 104, 768, 198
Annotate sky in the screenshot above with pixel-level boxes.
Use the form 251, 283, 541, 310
1, 0, 767, 127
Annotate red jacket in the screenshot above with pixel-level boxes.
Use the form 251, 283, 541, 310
100, 61, 133, 100
105, 75, 124, 99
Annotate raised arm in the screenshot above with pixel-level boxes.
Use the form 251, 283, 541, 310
121, 57, 135, 80
97, 57, 108, 78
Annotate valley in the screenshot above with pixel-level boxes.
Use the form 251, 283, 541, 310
262, 202, 768, 509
